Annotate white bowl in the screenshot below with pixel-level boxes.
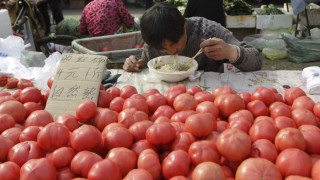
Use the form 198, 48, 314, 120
147, 55, 198, 82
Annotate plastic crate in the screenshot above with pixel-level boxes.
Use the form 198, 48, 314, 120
72, 31, 144, 64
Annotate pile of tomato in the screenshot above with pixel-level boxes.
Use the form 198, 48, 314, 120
1, 77, 320, 180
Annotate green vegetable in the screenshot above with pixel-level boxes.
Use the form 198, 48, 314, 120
55, 17, 87, 38
258, 4, 284, 15
262, 48, 287, 60
224, 0, 254, 16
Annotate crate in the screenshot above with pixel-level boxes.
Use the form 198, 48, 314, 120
255, 8, 293, 30
72, 31, 144, 65
299, 3, 320, 26
225, 13, 256, 28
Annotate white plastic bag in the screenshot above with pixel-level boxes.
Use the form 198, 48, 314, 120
0, 36, 25, 59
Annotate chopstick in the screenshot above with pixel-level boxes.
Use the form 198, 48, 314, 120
186, 48, 203, 65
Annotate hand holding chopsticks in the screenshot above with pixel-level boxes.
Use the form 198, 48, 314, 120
186, 48, 203, 65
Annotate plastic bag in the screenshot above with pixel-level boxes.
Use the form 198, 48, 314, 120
281, 33, 320, 63
0, 36, 25, 59
262, 48, 287, 60
243, 34, 286, 50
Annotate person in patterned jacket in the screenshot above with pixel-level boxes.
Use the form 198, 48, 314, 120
123, 2, 262, 73
79, 0, 135, 37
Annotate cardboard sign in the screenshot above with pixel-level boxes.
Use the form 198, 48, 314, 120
45, 53, 107, 119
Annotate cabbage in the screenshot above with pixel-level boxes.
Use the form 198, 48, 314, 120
262, 48, 287, 60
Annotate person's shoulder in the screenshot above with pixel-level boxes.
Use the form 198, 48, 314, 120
186, 17, 221, 26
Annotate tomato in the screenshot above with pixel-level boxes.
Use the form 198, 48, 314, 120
11, 89, 21, 100
19, 87, 42, 103
107, 86, 121, 100
284, 87, 306, 106
249, 116, 277, 143
247, 99, 269, 117
239, 92, 251, 105
131, 139, 158, 157
0, 161, 20, 180
194, 91, 214, 104
285, 175, 313, 180
88, 159, 122, 180
269, 102, 291, 119
56, 167, 76, 180
143, 88, 160, 97
124, 169, 153, 180
222, 165, 234, 178
47, 76, 54, 89
5, 77, 18, 89
275, 127, 306, 151
228, 117, 252, 133
146, 93, 167, 114
171, 121, 186, 135
19, 126, 41, 142
192, 162, 226, 180
205, 131, 220, 143
173, 93, 197, 112
171, 110, 197, 123
186, 85, 202, 96
0, 100, 26, 123
17, 78, 33, 89
171, 131, 195, 152
75, 100, 97, 123
251, 139, 278, 163
0, 136, 14, 162
55, 113, 80, 132
188, 140, 220, 166
120, 85, 138, 99
0, 114, 15, 134
185, 112, 216, 138
162, 150, 190, 179
71, 151, 103, 178
25, 110, 54, 127
216, 128, 251, 162
37, 122, 70, 151
312, 159, 320, 180
23, 102, 42, 117
97, 90, 112, 108
154, 116, 171, 123
217, 120, 228, 133
195, 101, 219, 118
20, 158, 56, 180
214, 94, 245, 119
48, 147, 75, 169
212, 86, 237, 99
106, 147, 137, 177
229, 109, 254, 124
0, 76, 9, 86
109, 96, 125, 113
1, 127, 22, 144
146, 122, 176, 145
118, 108, 149, 128
235, 158, 282, 180
93, 107, 118, 131
251, 86, 275, 106
291, 96, 315, 111
70, 124, 102, 152
137, 149, 162, 180
276, 148, 312, 178
273, 116, 297, 131
8, 141, 46, 166
151, 105, 176, 121
101, 46, 110, 52
167, 84, 187, 93
102, 124, 133, 150
123, 98, 149, 114
291, 108, 317, 127
40, 89, 50, 106
314, 102, 320, 119
299, 125, 320, 154
129, 120, 153, 141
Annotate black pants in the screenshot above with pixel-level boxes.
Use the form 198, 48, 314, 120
38, 0, 64, 34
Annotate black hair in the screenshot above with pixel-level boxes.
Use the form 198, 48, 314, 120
140, 2, 186, 50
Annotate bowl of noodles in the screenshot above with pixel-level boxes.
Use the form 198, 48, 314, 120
147, 55, 198, 82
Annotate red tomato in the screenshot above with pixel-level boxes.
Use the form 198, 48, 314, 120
185, 112, 216, 138
194, 91, 214, 103
8, 141, 46, 166
239, 92, 251, 105
109, 96, 125, 113
37, 122, 70, 151
123, 98, 149, 114
19, 87, 42, 103
247, 99, 269, 117
214, 94, 245, 119
23, 102, 42, 117
20, 158, 56, 180
1, 127, 22, 144
120, 85, 138, 99
249, 116, 277, 143
0, 100, 26, 123
269, 101, 291, 119
102, 124, 133, 150
55, 113, 80, 132
101, 46, 110, 52
0, 161, 20, 180
0, 136, 14, 162
251, 139, 278, 163
70, 124, 102, 152
276, 148, 312, 178
195, 101, 219, 118
173, 93, 197, 111
5, 77, 18, 89
40, 89, 50, 106
88, 159, 122, 180
143, 88, 160, 97
71, 151, 103, 178
17, 78, 34, 89
292, 96, 315, 111
275, 127, 306, 151
299, 125, 320, 154
146, 122, 176, 145
314, 102, 320, 119
0, 114, 15, 134
164, 90, 184, 107
146, 93, 167, 114
217, 120, 228, 133
188, 140, 220, 166
171, 131, 195, 152
251, 86, 275, 106
107, 86, 121, 99
216, 128, 251, 162
93, 107, 118, 131
284, 87, 306, 105
124, 169, 153, 180
137, 149, 162, 180
97, 90, 112, 108
312, 159, 320, 180
75, 100, 97, 123
171, 121, 186, 135
228, 117, 252, 133
56, 167, 76, 180
118, 108, 149, 128
48, 147, 75, 169
273, 116, 297, 131
167, 84, 187, 93
236, 158, 282, 180
130, 93, 146, 100
129, 120, 153, 141
19, 126, 41, 142
171, 110, 197, 123
47, 76, 54, 89
291, 108, 317, 127
106, 147, 137, 177
229, 109, 254, 124
0, 76, 9, 86
25, 110, 54, 127
11, 89, 21, 100
131, 139, 158, 157
192, 162, 226, 180
151, 105, 176, 120
186, 85, 202, 96
162, 150, 190, 179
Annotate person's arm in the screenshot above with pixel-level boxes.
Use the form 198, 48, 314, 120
116, 0, 134, 29
79, 8, 88, 35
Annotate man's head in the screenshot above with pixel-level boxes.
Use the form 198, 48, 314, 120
140, 2, 187, 55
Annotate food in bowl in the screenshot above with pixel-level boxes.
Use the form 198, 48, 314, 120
153, 55, 191, 72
